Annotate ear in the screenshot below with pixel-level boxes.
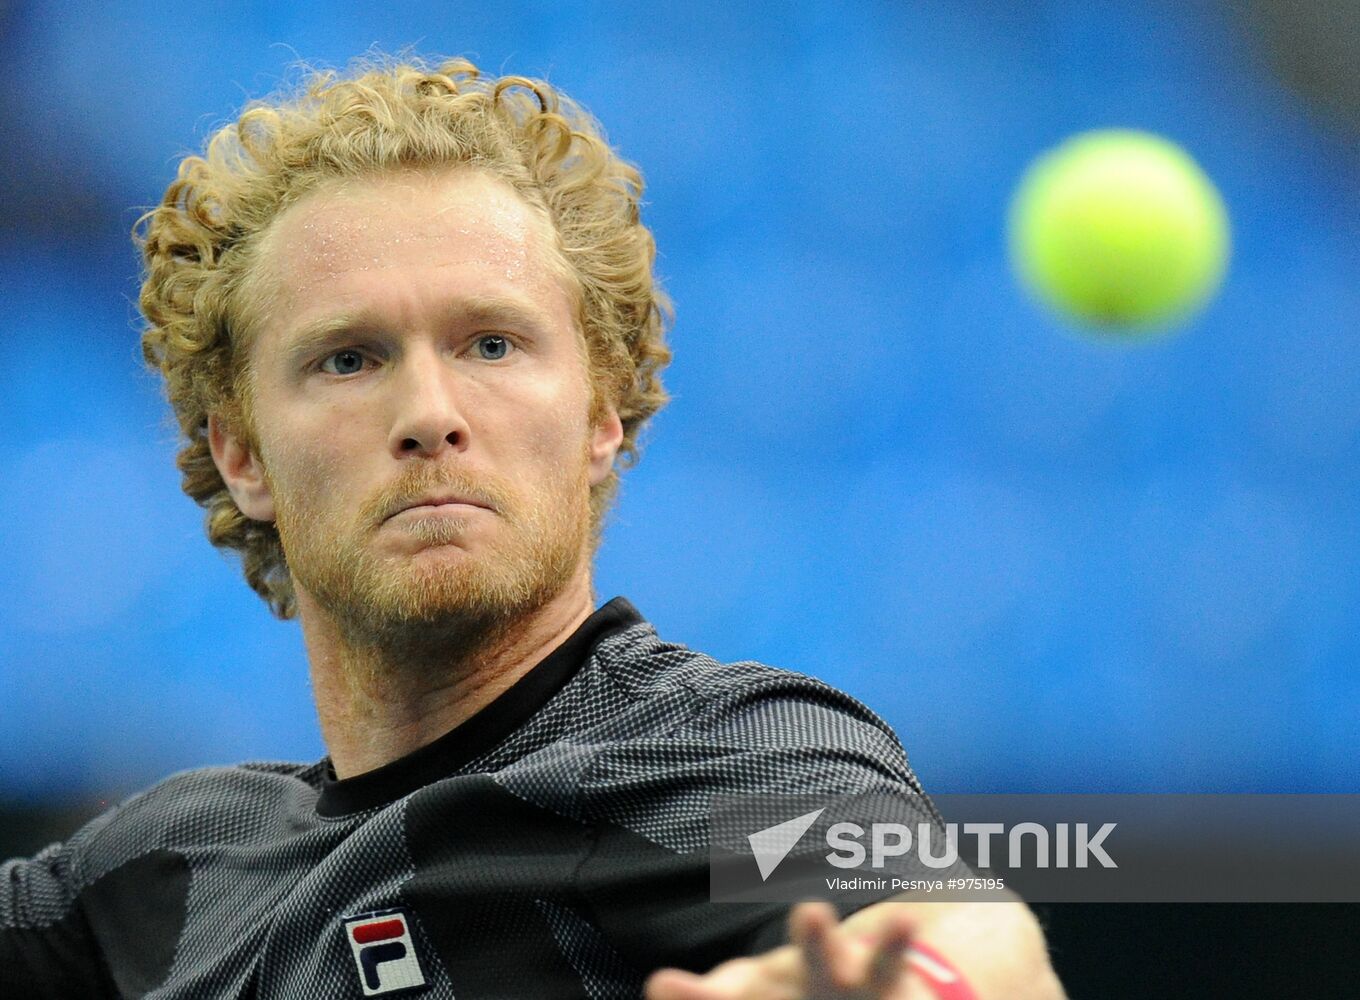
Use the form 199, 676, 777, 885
588, 406, 625, 487
208, 413, 276, 522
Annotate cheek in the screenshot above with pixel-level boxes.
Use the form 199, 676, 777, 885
258, 417, 352, 510
514, 383, 593, 469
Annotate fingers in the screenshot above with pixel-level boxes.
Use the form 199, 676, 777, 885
645, 957, 775, 1000
790, 900, 855, 993
653, 903, 921, 1000
864, 912, 917, 995
643, 967, 722, 1000
792, 900, 919, 998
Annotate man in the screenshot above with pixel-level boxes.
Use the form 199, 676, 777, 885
1, 56, 1063, 998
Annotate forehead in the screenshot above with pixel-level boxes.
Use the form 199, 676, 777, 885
249, 168, 576, 348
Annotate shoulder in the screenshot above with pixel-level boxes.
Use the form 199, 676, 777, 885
20, 760, 320, 893
109, 758, 320, 829
581, 619, 920, 795
593, 620, 901, 741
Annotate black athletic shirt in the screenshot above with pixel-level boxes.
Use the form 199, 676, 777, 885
1, 597, 935, 998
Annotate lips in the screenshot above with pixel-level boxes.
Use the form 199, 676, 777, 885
391, 494, 495, 519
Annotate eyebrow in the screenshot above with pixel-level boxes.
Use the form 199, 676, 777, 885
279, 296, 558, 367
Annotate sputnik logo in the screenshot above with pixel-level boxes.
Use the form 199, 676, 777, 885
342, 908, 428, 996
748, 807, 826, 881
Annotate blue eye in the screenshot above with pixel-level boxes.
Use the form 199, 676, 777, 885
320, 350, 367, 375
476, 335, 511, 360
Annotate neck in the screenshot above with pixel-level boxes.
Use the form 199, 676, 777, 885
300, 567, 597, 779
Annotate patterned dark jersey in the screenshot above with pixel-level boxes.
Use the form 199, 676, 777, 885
1, 597, 936, 999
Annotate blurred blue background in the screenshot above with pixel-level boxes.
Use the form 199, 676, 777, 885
2, 0, 1358, 811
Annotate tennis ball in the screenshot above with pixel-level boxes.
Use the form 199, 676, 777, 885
1007, 128, 1230, 334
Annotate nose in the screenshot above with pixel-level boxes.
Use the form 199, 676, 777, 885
387, 346, 472, 459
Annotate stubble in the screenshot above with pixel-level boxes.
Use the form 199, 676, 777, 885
270, 447, 591, 684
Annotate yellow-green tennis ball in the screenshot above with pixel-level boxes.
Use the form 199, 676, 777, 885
1007, 129, 1231, 334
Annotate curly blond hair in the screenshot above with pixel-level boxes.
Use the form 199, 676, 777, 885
136, 54, 672, 620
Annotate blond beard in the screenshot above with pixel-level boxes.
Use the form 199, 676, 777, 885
271, 449, 591, 683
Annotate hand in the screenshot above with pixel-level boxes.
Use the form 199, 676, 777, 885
644, 901, 925, 999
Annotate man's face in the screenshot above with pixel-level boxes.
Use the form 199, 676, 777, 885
215, 168, 621, 655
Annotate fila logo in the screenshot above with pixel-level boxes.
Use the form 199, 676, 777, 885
342, 908, 428, 996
